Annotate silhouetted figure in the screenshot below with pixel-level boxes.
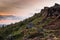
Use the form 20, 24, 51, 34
26, 22, 34, 29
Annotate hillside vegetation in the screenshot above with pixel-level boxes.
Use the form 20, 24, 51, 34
0, 3, 60, 40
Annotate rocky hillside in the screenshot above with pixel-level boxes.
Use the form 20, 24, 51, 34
0, 3, 60, 40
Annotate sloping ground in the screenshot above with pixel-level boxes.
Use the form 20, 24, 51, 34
43, 17, 60, 30
0, 3, 60, 40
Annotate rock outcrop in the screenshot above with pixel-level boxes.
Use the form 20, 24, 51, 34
41, 3, 60, 30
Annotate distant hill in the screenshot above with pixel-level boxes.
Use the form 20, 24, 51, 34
0, 3, 60, 40
0, 24, 3, 27
0, 24, 6, 27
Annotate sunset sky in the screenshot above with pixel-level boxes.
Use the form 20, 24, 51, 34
0, 0, 60, 24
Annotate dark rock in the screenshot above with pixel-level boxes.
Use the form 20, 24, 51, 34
47, 3, 60, 17
44, 7, 49, 10
54, 3, 60, 7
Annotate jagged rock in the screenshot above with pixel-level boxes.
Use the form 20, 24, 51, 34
46, 3, 60, 17
42, 3, 60, 30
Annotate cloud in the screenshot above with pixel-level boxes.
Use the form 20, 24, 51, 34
0, 0, 20, 12
0, 15, 22, 20
0, 0, 60, 12
0, 0, 41, 12
0, 0, 42, 23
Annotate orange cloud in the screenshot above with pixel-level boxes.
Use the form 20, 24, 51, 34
0, 20, 20, 24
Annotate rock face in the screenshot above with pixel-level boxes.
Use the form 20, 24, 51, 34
42, 3, 60, 30
23, 3, 60, 40
48, 4, 60, 17
41, 3, 60, 17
